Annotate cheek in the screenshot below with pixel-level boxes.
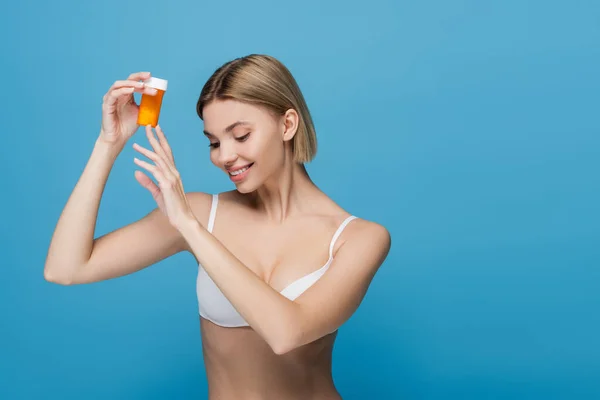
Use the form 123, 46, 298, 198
209, 150, 219, 167
253, 137, 280, 166
243, 136, 267, 160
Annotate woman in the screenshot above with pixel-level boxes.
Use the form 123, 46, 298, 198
44, 54, 391, 399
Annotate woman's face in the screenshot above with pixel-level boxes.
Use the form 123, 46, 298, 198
202, 99, 289, 193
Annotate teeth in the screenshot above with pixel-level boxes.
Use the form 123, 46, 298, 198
230, 166, 250, 176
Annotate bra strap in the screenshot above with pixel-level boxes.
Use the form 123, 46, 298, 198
207, 194, 219, 233
328, 215, 358, 258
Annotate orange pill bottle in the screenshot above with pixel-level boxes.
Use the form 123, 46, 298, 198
137, 77, 168, 127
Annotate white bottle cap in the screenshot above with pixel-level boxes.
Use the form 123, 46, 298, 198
144, 77, 168, 91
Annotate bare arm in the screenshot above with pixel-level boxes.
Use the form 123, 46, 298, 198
43, 139, 190, 285
44, 71, 200, 285
178, 216, 391, 355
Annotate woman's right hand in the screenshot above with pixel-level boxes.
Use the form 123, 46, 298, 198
99, 71, 158, 148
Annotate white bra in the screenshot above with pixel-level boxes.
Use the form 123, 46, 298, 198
196, 193, 358, 327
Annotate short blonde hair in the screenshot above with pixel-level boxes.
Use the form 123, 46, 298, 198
196, 54, 317, 163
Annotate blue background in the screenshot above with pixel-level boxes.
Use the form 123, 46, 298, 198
2, 1, 599, 399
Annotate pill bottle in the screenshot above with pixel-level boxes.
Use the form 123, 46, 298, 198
137, 77, 168, 127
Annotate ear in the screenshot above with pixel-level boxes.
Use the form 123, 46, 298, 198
281, 109, 300, 142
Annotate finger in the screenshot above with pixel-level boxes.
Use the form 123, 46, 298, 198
135, 171, 167, 212
103, 87, 135, 108
145, 126, 177, 174
134, 170, 161, 199
154, 125, 175, 164
108, 81, 157, 96
110, 80, 145, 90
133, 142, 174, 179
133, 157, 169, 187
145, 125, 168, 159
132, 142, 161, 164
127, 71, 151, 81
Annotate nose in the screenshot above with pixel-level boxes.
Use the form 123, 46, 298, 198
218, 140, 238, 168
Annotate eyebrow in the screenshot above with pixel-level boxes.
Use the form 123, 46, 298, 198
203, 121, 251, 137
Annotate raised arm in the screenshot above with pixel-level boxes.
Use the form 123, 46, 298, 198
44, 71, 202, 285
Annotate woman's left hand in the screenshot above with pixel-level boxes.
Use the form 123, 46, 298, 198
133, 124, 196, 230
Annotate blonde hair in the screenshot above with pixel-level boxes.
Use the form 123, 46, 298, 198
196, 54, 317, 163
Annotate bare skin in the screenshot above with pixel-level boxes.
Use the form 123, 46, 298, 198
44, 71, 390, 400
189, 189, 351, 399
201, 319, 339, 400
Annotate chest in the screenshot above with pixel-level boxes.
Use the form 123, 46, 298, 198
212, 217, 336, 292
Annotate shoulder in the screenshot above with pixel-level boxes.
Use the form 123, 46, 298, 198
336, 220, 391, 282
185, 190, 240, 221
333, 217, 391, 272
347, 218, 391, 253
314, 192, 391, 257
185, 191, 214, 207
335, 218, 392, 276
185, 191, 214, 225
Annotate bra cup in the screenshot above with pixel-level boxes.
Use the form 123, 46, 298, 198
196, 193, 358, 328
279, 259, 332, 301
197, 265, 249, 327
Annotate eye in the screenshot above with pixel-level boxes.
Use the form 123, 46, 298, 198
235, 132, 251, 142
208, 142, 220, 149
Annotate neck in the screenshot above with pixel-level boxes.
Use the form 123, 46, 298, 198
250, 161, 317, 223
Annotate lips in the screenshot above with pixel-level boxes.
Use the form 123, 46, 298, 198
228, 163, 254, 182
228, 163, 253, 175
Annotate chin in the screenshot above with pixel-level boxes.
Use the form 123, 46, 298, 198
235, 186, 253, 194
227, 164, 263, 194
233, 180, 258, 194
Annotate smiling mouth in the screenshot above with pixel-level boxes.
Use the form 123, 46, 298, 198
228, 163, 254, 176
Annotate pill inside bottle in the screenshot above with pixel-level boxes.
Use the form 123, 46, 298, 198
137, 77, 168, 127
